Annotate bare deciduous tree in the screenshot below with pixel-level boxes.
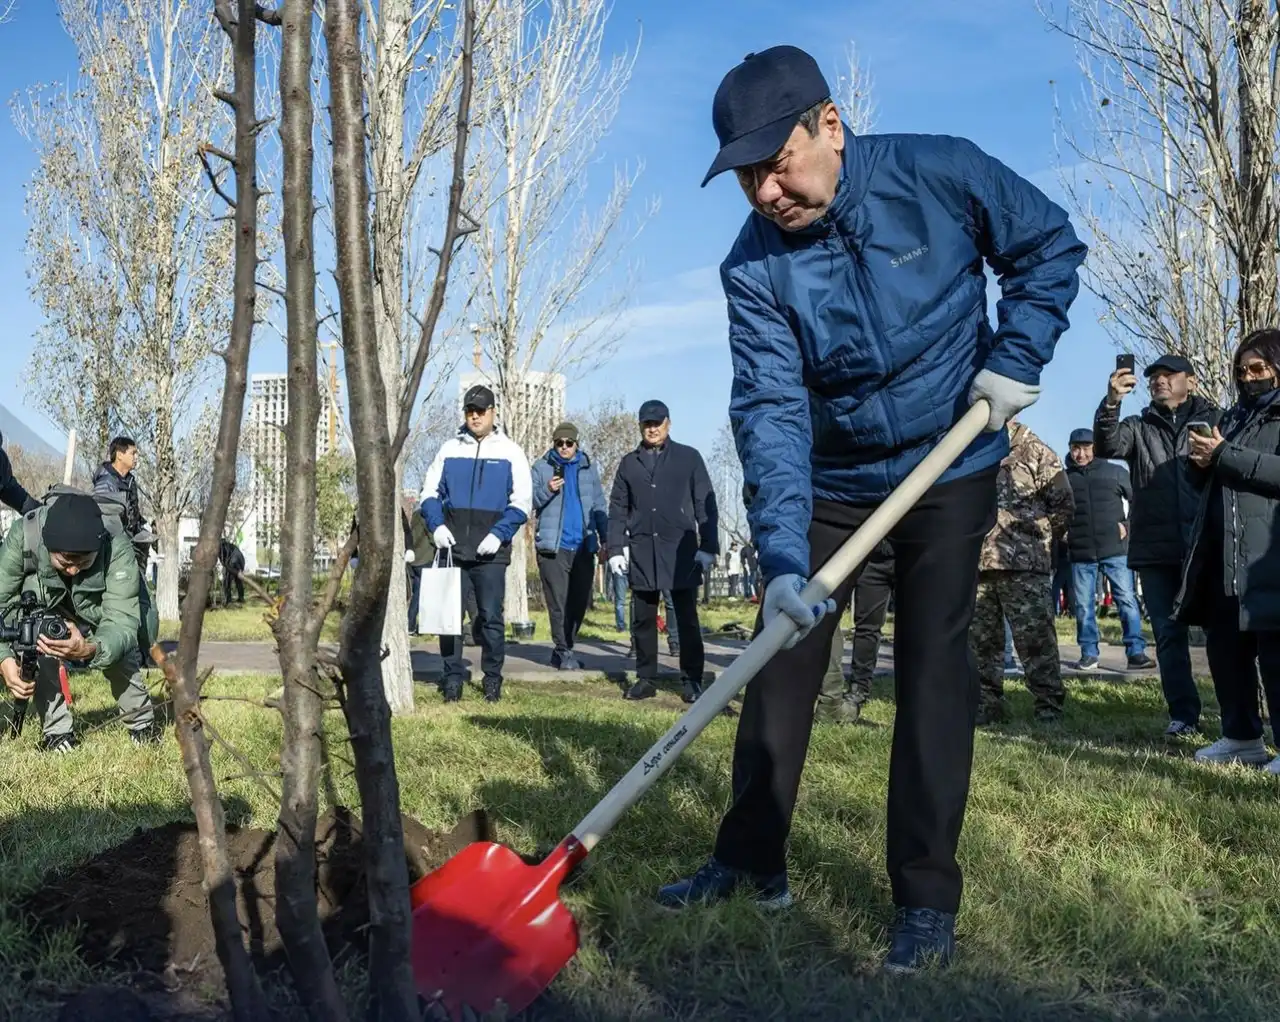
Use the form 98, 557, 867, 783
327, 0, 476, 1014
571, 396, 635, 494
834, 40, 876, 135
1043, 0, 1280, 401
361, 0, 477, 712
156, 0, 276, 1018
268, 0, 352, 1015
709, 421, 747, 544
5, 443, 63, 502
469, 0, 645, 623
15, 0, 243, 622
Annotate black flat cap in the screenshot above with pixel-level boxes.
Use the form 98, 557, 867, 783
1069, 428, 1094, 446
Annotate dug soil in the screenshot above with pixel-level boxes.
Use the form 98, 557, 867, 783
20, 807, 493, 1003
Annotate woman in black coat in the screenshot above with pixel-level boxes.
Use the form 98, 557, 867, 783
1178, 328, 1280, 774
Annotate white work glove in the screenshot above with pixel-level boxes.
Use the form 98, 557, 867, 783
433, 525, 455, 549
968, 368, 1041, 433
763, 574, 837, 650
476, 532, 502, 557
404, 549, 415, 563
608, 555, 627, 576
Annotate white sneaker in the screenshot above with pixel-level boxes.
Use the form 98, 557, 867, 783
1265, 756, 1280, 776
1194, 736, 1272, 766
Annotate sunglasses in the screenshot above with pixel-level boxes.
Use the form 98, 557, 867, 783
1237, 359, 1274, 380
554, 438, 576, 448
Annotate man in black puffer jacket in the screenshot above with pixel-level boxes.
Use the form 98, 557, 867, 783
1094, 354, 1221, 738
1064, 429, 1151, 674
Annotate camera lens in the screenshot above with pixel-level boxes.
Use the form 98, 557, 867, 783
41, 617, 70, 641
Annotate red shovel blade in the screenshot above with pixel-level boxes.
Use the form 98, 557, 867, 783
410, 836, 587, 1020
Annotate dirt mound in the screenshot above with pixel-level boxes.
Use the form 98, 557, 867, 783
21, 807, 492, 995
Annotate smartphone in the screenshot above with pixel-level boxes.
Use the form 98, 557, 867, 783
1116, 353, 1136, 374
553, 464, 565, 479
1188, 421, 1213, 438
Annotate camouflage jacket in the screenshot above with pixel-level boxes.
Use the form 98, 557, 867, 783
979, 422, 1074, 574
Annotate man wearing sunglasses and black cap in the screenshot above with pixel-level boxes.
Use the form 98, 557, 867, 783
655, 46, 1087, 973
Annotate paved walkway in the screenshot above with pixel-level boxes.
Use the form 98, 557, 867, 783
164, 634, 1209, 683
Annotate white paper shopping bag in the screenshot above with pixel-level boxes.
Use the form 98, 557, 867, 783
418, 550, 462, 636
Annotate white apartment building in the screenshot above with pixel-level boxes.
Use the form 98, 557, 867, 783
458, 369, 566, 457
248, 372, 342, 551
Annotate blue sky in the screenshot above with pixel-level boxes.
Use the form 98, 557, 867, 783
0, 0, 1132, 467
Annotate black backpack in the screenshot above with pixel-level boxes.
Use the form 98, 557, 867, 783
21, 485, 159, 662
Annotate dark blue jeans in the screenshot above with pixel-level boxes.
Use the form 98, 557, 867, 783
1139, 566, 1202, 727
611, 570, 628, 630
1072, 558, 1146, 658
440, 560, 506, 688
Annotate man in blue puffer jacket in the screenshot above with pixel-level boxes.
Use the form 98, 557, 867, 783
657, 46, 1087, 973
530, 422, 608, 670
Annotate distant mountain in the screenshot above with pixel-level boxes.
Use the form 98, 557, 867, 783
0, 404, 62, 460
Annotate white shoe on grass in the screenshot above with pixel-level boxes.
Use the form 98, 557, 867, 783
1266, 756, 1280, 776
1194, 736, 1272, 766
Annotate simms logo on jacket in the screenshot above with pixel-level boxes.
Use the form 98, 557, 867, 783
890, 244, 929, 268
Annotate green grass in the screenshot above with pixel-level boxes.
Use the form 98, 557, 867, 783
2, 663, 1278, 1020
158, 597, 759, 645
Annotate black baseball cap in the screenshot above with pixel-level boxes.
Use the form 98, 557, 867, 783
702, 46, 832, 188
1144, 354, 1194, 378
1069, 428, 1094, 446
638, 399, 670, 424
463, 384, 495, 411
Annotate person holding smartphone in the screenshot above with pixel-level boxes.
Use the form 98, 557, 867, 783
1094, 352, 1220, 739
530, 422, 609, 671
1175, 329, 1280, 774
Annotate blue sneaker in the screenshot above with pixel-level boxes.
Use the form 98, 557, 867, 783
656, 857, 792, 910
883, 907, 956, 974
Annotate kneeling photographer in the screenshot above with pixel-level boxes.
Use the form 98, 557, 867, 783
0, 491, 157, 753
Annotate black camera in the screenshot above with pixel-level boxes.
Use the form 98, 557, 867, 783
2, 592, 69, 737
0, 591, 70, 664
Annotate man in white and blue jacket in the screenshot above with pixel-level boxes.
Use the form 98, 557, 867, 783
656, 47, 1087, 973
420, 384, 532, 703
531, 421, 608, 670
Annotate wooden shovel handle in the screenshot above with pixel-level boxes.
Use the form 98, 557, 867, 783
570, 400, 992, 852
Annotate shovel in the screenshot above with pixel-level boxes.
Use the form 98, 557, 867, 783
410, 401, 992, 1019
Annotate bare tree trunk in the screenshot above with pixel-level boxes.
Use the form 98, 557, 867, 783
272, 0, 347, 1017
1235, 0, 1279, 336
505, 528, 529, 625
325, 2, 416, 1017
161, 2, 271, 1018
156, 512, 182, 618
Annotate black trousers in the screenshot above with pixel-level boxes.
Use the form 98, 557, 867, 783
850, 546, 894, 694
1203, 563, 1280, 745
222, 566, 244, 605
538, 547, 596, 653
634, 587, 703, 682
713, 469, 996, 913
441, 560, 506, 687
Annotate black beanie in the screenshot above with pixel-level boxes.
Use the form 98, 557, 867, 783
44, 494, 105, 553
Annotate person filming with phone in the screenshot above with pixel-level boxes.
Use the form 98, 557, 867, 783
1174, 330, 1280, 774
531, 422, 608, 671
1094, 352, 1220, 739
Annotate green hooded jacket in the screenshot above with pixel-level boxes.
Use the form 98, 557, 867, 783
0, 507, 142, 670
